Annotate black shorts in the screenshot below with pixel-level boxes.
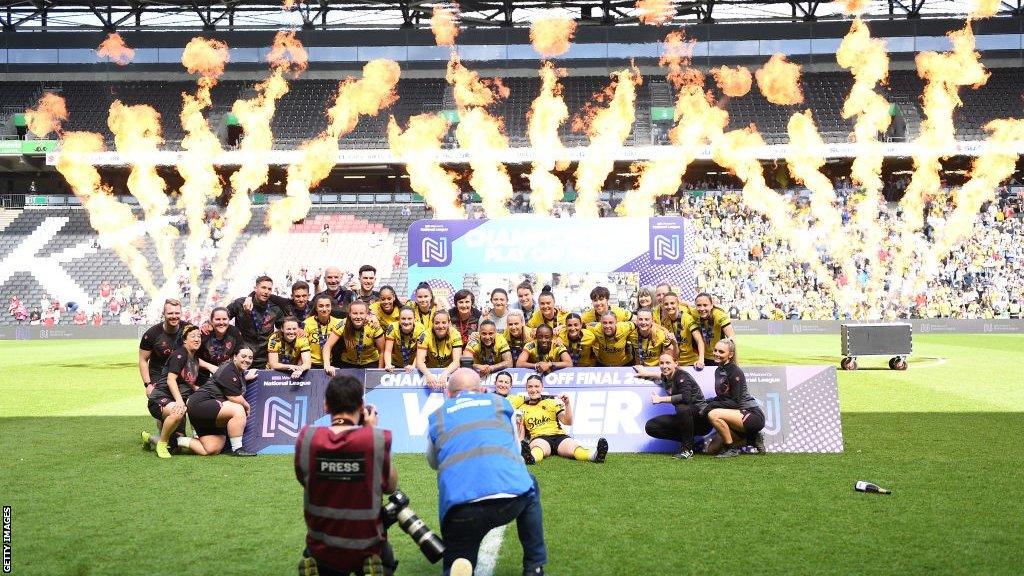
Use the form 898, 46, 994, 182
740, 407, 765, 434
187, 397, 228, 437
532, 434, 571, 454
147, 394, 186, 421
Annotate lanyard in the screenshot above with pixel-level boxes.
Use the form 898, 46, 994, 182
637, 333, 651, 363
399, 331, 416, 366
566, 337, 581, 364
315, 320, 331, 348
209, 332, 227, 362
354, 328, 365, 362
251, 307, 267, 334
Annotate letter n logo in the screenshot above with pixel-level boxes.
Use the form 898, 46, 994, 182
262, 396, 308, 438
652, 234, 680, 263
762, 392, 782, 435
420, 236, 450, 266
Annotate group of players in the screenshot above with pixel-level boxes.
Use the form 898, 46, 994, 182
137, 263, 764, 460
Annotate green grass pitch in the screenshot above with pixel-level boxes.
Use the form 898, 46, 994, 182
1, 334, 1022, 575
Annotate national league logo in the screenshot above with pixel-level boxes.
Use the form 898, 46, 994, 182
262, 396, 309, 438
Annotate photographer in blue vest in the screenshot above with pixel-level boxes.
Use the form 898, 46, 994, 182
427, 368, 548, 576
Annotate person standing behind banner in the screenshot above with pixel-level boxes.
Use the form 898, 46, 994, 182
658, 292, 705, 370
196, 307, 244, 386
249, 280, 315, 324
635, 353, 710, 460
591, 312, 637, 367
462, 320, 513, 377
448, 289, 482, 339
632, 308, 677, 367
226, 275, 288, 369
383, 307, 427, 373
694, 293, 734, 367
427, 368, 548, 576
324, 301, 386, 372
411, 282, 439, 329
511, 281, 537, 319
482, 288, 510, 331
526, 286, 569, 330
305, 295, 343, 370
295, 375, 398, 576
416, 310, 463, 390
354, 264, 381, 304
369, 286, 403, 332
502, 310, 534, 367
315, 266, 357, 320
580, 286, 633, 326
554, 313, 597, 368
518, 325, 572, 374
268, 316, 312, 379
183, 345, 259, 457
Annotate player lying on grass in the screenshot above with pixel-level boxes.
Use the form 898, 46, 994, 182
515, 374, 608, 465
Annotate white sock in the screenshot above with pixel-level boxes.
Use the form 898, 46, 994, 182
177, 437, 192, 449
230, 436, 243, 451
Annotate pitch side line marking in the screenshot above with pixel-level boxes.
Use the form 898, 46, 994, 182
475, 525, 507, 576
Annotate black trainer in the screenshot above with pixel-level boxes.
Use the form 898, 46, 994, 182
520, 440, 536, 465
752, 432, 766, 454
593, 438, 608, 463
673, 450, 694, 460
232, 449, 258, 457
716, 447, 741, 458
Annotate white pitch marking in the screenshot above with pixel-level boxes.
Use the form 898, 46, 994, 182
474, 525, 507, 576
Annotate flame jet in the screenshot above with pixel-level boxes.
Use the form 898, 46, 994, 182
388, 114, 463, 219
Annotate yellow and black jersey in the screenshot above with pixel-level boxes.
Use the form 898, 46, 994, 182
464, 333, 512, 365
419, 328, 464, 368
384, 323, 426, 367
521, 396, 565, 439
303, 316, 343, 366
591, 321, 637, 367
555, 327, 598, 367
581, 305, 633, 327
522, 341, 568, 364
370, 302, 402, 331
502, 327, 534, 366
507, 394, 526, 410
411, 305, 438, 330
331, 320, 385, 366
526, 309, 570, 330
696, 307, 732, 361
658, 309, 700, 365
632, 325, 675, 367
267, 334, 311, 365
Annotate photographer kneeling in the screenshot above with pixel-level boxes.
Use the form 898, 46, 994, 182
295, 375, 399, 576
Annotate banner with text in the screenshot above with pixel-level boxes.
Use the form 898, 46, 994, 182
242, 366, 842, 455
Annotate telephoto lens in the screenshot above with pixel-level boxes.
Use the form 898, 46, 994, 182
382, 490, 445, 563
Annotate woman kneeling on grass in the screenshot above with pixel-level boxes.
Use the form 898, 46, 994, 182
702, 338, 765, 458
182, 346, 260, 457
142, 325, 201, 459
518, 374, 608, 465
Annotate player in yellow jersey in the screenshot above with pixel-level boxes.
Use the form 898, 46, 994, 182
267, 316, 312, 379
502, 310, 534, 367
462, 320, 513, 376
323, 301, 386, 371
518, 324, 572, 374
580, 286, 633, 326
410, 282, 438, 329
416, 309, 464, 389
694, 293, 734, 366
591, 311, 637, 367
632, 308, 677, 367
519, 374, 608, 465
383, 307, 427, 373
304, 295, 343, 369
368, 286, 403, 331
659, 292, 705, 369
555, 313, 598, 367
526, 286, 569, 330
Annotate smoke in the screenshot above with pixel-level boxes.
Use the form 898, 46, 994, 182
107, 100, 178, 284
755, 54, 804, 105
530, 17, 577, 58
526, 62, 570, 215
269, 59, 401, 232
55, 132, 158, 296
178, 37, 230, 312
25, 93, 68, 139
431, 5, 460, 46
711, 66, 753, 98
572, 67, 643, 218
446, 53, 514, 217
388, 114, 463, 219
97, 33, 135, 66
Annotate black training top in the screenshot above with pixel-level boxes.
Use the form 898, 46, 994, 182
198, 326, 245, 373
140, 322, 193, 382
153, 346, 200, 398
314, 288, 355, 320
191, 361, 247, 404
713, 362, 759, 410
226, 297, 288, 356
662, 369, 707, 414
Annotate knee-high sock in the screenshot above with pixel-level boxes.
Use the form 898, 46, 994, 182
531, 446, 545, 463
573, 447, 593, 462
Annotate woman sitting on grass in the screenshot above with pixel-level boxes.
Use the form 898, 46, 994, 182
518, 374, 608, 466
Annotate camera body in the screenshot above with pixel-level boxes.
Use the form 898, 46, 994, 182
382, 489, 445, 564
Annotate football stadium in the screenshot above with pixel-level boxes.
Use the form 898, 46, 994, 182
1, 0, 1023, 574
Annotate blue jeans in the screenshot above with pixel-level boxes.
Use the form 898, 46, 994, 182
441, 475, 547, 575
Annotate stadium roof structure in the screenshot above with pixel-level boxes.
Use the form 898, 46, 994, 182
0, 0, 1015, 32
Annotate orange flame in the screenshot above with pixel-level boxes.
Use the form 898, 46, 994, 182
446, 52, 508, 108
388, 114, 463, 219
636, 0, 675, 24
267, 30, 309, 74
660, 32, 702, 89
838, 0, 870, 15
573, 68, 643, 218
283, 0, 296, 10
179, 37, 230, 311
55, 132, 157, 296
107, 100, 178, 284
25, 93, 68, 139
785, 110, 841, 239
432, 5, 460, 47
269, 59, 401, 232
622, 85, 728, 217
526, 62, 569, 215
97, 33, 135, 66
530, 18, 577, 58
711, 66, 753, 98
755, 54, 804, 105
971, 0, 1001, 18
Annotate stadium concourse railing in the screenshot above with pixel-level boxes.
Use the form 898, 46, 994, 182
3, 319, 1022, 341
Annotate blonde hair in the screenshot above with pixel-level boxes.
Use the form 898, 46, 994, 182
717, 337, 738, 364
